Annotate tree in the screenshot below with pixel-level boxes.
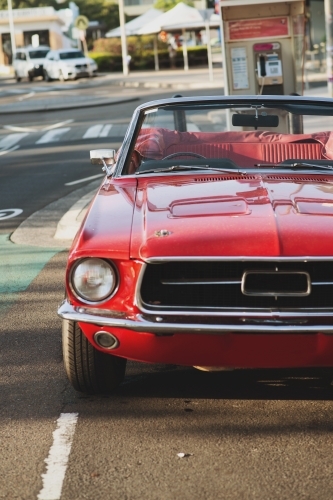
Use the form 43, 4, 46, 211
153, 0, 194, 12
74, 0, 119, 32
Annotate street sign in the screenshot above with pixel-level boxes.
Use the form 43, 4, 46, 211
74, 15, 89, 31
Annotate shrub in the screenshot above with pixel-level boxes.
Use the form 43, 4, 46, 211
89, 40, 209, 72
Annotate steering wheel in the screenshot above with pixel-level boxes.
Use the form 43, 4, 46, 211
162, 152, 207, 160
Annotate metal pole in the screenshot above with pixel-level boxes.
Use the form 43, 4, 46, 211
118, 0, 128, 76
154, 35, 159, 71
219, 2, 229, 96
205, 19, 213, 81
7, 0, 16, 60
182, 28, 189, 71
325, 0, 333, 96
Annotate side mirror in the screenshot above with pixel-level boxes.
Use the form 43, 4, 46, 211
90, 149, 116, 166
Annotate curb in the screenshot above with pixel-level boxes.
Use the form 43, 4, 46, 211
109, 79, 224, 90
0, 96, 139, 115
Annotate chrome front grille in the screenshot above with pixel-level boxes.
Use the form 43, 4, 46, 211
140, 260, 333, 311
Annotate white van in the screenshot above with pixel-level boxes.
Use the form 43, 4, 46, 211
13, 46, 50, 82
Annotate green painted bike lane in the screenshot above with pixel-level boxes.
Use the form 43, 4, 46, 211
0, 234, 60, 316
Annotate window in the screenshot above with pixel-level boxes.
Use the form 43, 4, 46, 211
59, 51, 85, 60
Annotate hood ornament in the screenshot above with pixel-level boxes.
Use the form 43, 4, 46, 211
155, 229, 171, 237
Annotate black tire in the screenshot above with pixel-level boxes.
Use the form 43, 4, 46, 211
28, 74, 33, 82
15, 72, 21, 82
62, 319, 126, 394
43, 69, 51, 82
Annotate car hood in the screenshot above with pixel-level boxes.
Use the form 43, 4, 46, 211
61, 57, 91, 65
130, 173, 333, 259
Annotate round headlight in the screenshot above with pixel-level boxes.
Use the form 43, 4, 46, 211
71, 258, 118, 302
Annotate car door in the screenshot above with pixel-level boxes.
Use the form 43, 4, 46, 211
14, 52, 24, 77
45, 53, 56, 78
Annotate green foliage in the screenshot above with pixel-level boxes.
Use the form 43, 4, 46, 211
89, 52, 122, 71
92, 35, 168, 55
0, 0, 60, 8
74, 0, 119, 32
89, 44, 208, 71
153, 0, 193, 11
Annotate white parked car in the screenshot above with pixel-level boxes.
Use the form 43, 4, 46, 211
43, 49, 98, 81
13, 46, 50, 82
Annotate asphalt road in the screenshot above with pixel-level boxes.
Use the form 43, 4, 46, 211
1, 77, 333, 500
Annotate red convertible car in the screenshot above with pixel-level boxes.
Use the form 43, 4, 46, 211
58, 95, 333, 393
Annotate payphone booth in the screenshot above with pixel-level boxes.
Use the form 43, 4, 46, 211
219, 0, 305, 97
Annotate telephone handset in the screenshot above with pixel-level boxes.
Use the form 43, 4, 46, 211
254, 42, 283, 89
259, 55, 266, 78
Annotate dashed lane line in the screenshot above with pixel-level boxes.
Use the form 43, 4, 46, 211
65, 173, 104, 186
37, 413, 79, 500
43, 119, 74, 131
4, 124, 37, 133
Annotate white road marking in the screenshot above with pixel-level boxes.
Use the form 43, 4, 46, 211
99, 124, 113, 137
0, 145, 20, 156
55, 190, 97, 239
18, 91, 35, 101
65, 173, 104, 186
83, 124, 104, 138
83, 124, 113, 139
4, 125, 37, 133
0, 133, 28, 149
37, 413, 78, 500
8, 89, 26, 94
31, 86, 53, 91
43, 119, 74, 131
36, 128, 71, 144
0, 208, 23, 220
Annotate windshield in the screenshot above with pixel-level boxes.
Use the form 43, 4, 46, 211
59, 51, 85, 60
127, 101, 333, 174
29, 50, 49, 59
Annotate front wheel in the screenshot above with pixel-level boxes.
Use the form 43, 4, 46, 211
62, 319, 127, 394
43, 69, 52, 82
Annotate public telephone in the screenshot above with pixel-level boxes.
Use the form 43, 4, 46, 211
254, 42, 283, 92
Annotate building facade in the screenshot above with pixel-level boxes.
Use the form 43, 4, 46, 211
0, 7, 72, 68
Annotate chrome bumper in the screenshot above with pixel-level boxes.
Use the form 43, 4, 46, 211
57, 300, 333, 335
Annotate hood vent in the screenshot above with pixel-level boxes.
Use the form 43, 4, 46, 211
264, 175, 331, 183
194, 175, 259, 182
194, 175, 333, 183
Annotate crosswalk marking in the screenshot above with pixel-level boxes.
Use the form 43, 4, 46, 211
83, 124, 113, 139
99, 124, 113, 137
0, 133, 28, 149
83, 124, 104, 139
36, 128, 71, 144
0, 123, 124, 149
